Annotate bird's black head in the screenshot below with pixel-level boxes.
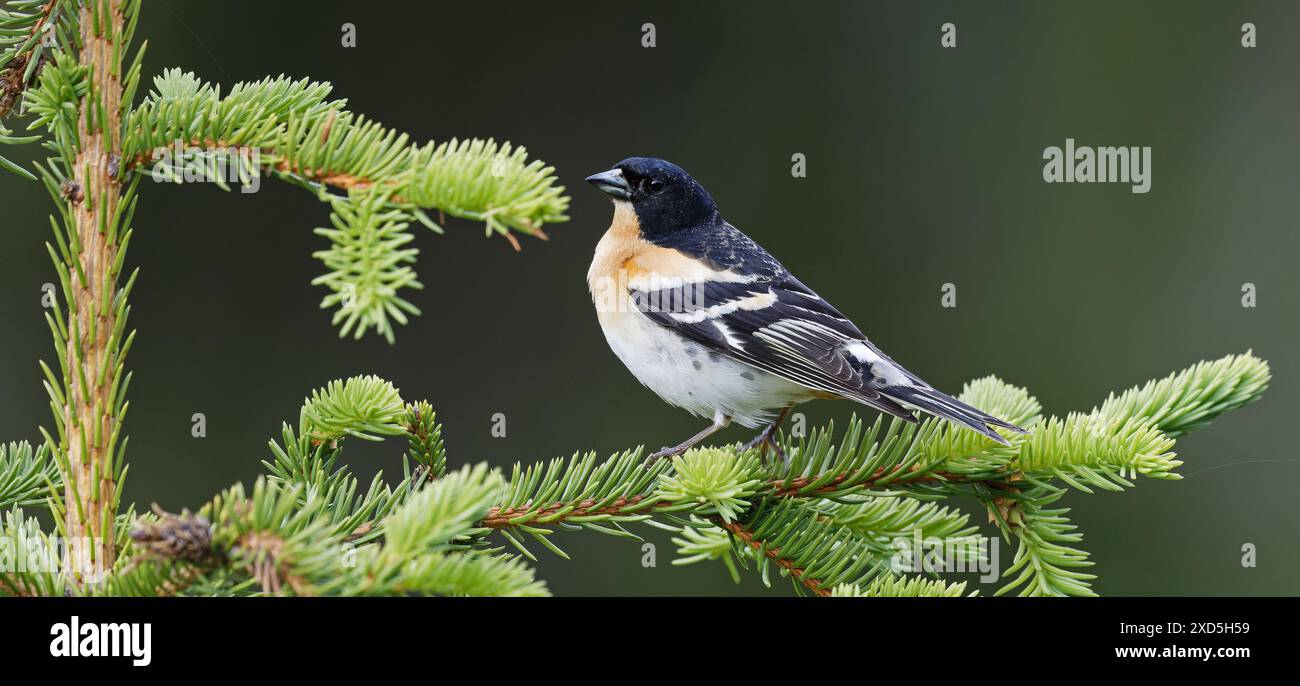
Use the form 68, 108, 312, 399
586, 157, 719, 236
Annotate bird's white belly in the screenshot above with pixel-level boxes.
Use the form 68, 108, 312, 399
596, 305, 812, 429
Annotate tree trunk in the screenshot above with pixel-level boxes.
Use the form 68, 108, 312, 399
62, 0, 124, 587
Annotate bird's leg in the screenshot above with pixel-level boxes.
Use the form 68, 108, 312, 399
647, 415, 732, 464
742, 404, 794, 464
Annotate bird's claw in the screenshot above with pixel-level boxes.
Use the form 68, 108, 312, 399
767, 440, 788, 465
646, 445, 685, 465
743, 434, 787, 467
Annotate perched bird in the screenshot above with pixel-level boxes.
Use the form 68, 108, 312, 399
585, 157, 1026, 461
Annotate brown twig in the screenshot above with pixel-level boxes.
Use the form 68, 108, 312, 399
475, 465, 1002, 531
127, 138, 544, 250
712, 515, 830, 597
127, 140, 378, 193
0, 0, 56, 119
479, 495, 656, 529
766, 466, 973, 497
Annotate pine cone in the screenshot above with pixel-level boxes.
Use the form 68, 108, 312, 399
130, 504, 213, 561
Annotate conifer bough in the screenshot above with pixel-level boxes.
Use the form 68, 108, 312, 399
0, 350, 1272, 596
0, 1, 1272, 597
0, 0, 565, 589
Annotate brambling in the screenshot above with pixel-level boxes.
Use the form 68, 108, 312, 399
586, 157, 1026, 461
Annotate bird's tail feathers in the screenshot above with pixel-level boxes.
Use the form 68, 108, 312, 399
881, 384, 1026, 446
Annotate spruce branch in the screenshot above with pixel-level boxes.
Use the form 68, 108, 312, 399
117, 69, 570, 341
121, 69, 570, 238
1017, 413, 1178, 493
712, 516, 831, 596
261, 376, 432, 544
470, 355, 1265, 550
101, 506, 220, 597
263, 420, 413, 542
985, 353, 1269, 595
1095, 352, 1269, 437
382, 550, 549, 597
472, 352, 1268, 597
832, 576, 971, 598
97, 352, 1266, 597
655, 447, 765, 523
301, 374, 406, 443
0, 507, 67, 597
97, 555, 215, 597
197, 467, 543, 597
0, 0, 56, 177
382, 464, 503, 556
0, 440, 60, 508
312, 185, 422, 342
404, 400, 445, 479
323, 464, 546, 596
114, 379, 540, 596
211, 479, 331, 596
708, 498, 890, 597
0, 0, 69, 181
671, 517, 745, 582
482, 448, 672, 560
991, 485, 1096, 597
811, 495, 980, 558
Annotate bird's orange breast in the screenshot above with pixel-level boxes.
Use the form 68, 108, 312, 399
588, 201, 752, 295
588, 201, 646, 288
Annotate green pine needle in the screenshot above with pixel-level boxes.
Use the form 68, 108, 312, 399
112, 69, 571, 342
656, 447, 765, 523
0, 440, 60, 509
1096, 352, 1270, 437
311, 185, 421, 343
833, 576, 971, 598
300, 375, 406, 442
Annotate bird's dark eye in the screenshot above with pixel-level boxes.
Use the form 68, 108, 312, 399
648, 178, 666, 193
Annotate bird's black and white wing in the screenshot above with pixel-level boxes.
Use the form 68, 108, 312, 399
630, 267, 1024, 444
631, 272, 921, 422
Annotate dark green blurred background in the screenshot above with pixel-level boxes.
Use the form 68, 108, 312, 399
0, 0, 1295, 595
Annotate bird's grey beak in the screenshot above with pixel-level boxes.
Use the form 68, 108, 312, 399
585, 168, 631, 200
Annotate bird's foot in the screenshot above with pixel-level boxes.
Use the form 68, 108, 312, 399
766, 439, 788, 465
646, 444, 688, 465
739, 406, 793, 467
742, 432, 787, 467
644, 416, 734, 466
